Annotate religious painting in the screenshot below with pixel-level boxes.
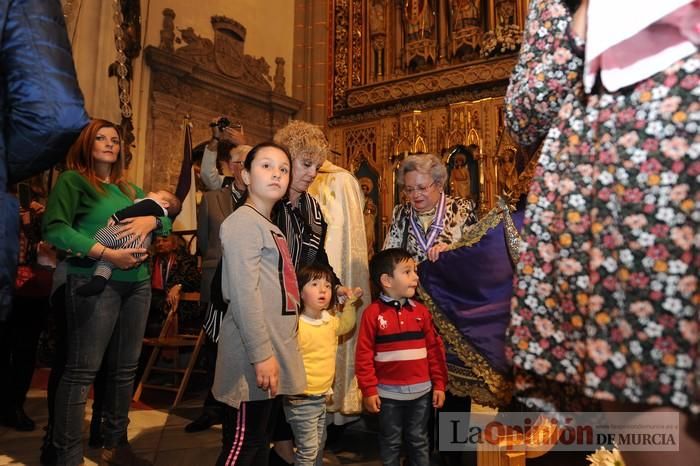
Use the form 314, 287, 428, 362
444, 144, 480, 210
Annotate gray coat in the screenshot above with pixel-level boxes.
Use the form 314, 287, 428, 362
213, 205, 306, 408
196, 186, 241, 303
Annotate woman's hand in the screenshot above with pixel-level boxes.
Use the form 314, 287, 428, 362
29, 200, 45, 215
19, 209, 31, 226
103, 247, 148, 269
114, 216, 157, 244
571, 0, 589, 40
427, 242, 449, 262
166, 284, 182, 309
254, 355, 280, 396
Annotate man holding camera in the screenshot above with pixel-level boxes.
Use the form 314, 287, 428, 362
200, 117, 247, 191
187, 118, 249, 433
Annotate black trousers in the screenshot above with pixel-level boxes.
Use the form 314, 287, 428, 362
434, 392, 476, 466
0, 294, 49, 412
201, 336, 226, 417
216, 397, 282, 466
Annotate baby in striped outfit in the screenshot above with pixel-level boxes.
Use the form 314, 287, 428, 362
76, 190, 181, 296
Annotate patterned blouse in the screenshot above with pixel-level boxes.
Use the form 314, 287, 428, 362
274, 192, 339, 284
383, 196, 478, 263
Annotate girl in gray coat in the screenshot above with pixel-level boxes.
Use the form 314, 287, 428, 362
213, 143, 306, 466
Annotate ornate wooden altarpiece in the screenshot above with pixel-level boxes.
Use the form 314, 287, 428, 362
326, 0, 532, 255
142, 9, 302, 192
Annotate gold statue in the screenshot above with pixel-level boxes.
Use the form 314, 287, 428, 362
499, 148, 519, 194
359, 177, 378, 258
451, 0, 480, 31
450, 153, 472, 199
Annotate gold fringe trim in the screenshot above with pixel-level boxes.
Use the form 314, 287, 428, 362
420, 287, 514, 408
451, 203, 504, 250
500, 198, 522, 265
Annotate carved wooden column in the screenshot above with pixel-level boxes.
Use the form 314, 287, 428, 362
393, 0, 403, 74
293, 0, 330, 125
437, 0, 449, 63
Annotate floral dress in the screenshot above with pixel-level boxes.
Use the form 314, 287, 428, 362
505, 0, 699, 413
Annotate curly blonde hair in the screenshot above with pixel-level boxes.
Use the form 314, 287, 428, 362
273, 120, 329, 165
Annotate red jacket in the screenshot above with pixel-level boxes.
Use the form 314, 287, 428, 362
355, 298, 448, 397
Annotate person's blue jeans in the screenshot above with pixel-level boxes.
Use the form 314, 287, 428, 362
52, 275, 151, 466
284, 395, 327, 466
377, 392, 431, 466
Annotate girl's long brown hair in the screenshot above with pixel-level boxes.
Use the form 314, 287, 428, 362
65, 118, 135, 199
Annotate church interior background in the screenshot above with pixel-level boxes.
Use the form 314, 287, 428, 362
60, 0, 532, 253
0, 2, 599, 465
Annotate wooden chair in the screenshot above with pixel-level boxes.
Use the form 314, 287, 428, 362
133, 291, 206, 409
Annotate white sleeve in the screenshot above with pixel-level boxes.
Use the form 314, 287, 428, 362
200, 146, 224, 191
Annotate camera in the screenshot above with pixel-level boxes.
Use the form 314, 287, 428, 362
210, 117, 231, 130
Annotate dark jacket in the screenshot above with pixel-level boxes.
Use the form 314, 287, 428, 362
1, 0, 88, 320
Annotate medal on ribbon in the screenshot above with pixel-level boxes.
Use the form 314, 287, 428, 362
409, 192, 446, 254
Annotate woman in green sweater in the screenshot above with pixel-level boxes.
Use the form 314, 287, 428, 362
43, 119, 171, 466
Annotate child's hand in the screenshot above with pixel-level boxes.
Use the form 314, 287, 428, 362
433, 390, 445, 409
363, 395, 381, 413
337, 286, 363, 302
254, 355, 280, 397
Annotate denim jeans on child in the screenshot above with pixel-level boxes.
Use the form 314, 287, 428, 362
283, 394, 327, 466
52, 276, 150, 466
377, 392, 431, 466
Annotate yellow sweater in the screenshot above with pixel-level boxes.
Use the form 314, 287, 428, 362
298, 301, 357, 395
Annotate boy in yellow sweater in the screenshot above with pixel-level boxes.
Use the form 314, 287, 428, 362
284, 264, 360, 466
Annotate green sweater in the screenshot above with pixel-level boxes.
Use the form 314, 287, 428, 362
43, 170, 172, 282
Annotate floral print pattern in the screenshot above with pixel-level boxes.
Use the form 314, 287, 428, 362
506, 0, 699, 413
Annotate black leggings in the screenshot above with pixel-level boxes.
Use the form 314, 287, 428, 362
216, 397, 282, 466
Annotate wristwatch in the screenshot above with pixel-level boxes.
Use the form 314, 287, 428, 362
154, 216, 163, 231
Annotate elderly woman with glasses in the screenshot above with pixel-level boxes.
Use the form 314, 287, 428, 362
383, 154, 477, 263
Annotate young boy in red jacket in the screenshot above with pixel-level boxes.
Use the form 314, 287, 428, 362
355, 248, 447, 466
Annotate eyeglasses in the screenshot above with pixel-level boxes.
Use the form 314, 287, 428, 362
403, 182, 436, 196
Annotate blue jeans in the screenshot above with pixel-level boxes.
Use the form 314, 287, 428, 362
53, 275, 151, 466
378, 392, 431, 466
284, 395, 327, 466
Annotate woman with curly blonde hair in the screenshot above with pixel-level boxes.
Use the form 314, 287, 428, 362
272, 121, 340, 282
271, 120, 360, 465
